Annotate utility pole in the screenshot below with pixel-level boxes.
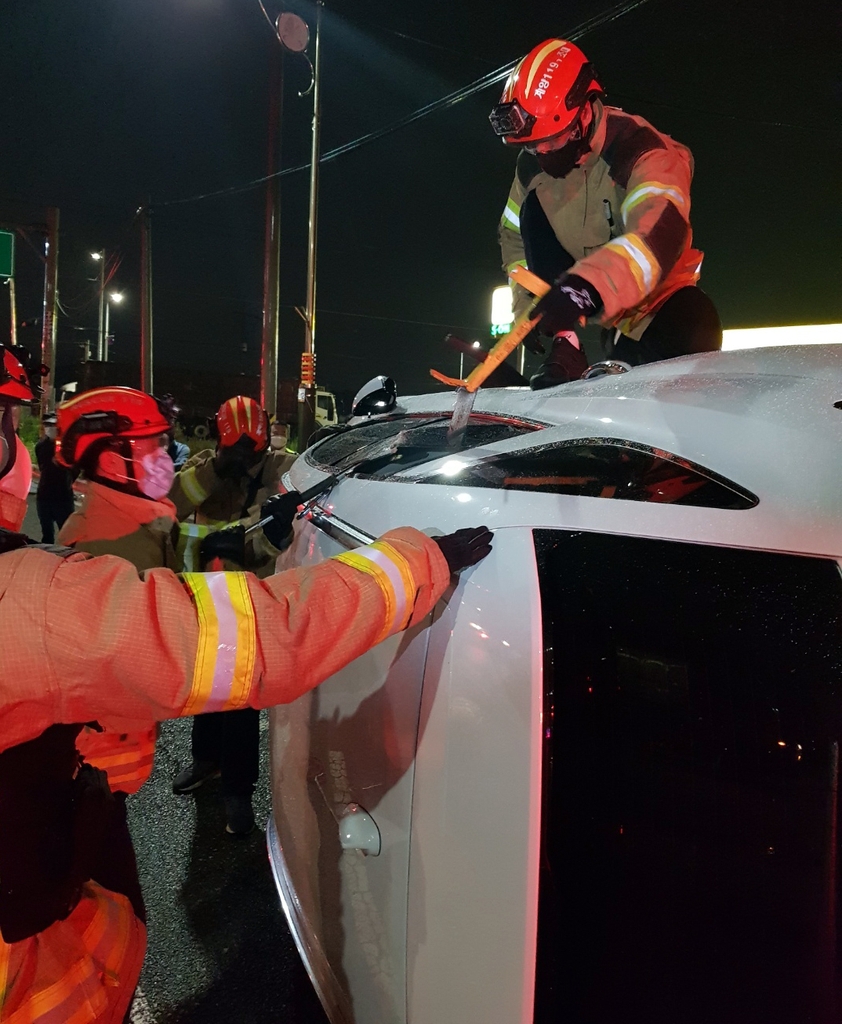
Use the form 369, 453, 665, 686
140, 203, 153, 393
96, 254, 105, 360
298, 0, 323, 450
260, 41, 284, 419
8, 277, 17, 348
40, 207, 59, 418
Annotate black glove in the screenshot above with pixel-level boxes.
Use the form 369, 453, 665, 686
260, 491, 302, 549
434, 526, 494, 574
532, 273, 602, 336
522, 326, 548, 355
199, 525, 246, 570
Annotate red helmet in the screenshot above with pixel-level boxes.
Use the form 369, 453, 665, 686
216, 396, 269, 451
0, 346, 37, 402
56, 386, 173, 468
489, 39, 603, 146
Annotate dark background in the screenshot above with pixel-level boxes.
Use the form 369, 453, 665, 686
1, 0, 840, 398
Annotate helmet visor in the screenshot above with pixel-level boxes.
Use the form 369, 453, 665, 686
489, 100, 537, 140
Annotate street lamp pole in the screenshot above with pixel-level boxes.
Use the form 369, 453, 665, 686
297, 0, 323, 450
260, 38, 283, 419
92, 251, 105, 361
103, 291, 123, 363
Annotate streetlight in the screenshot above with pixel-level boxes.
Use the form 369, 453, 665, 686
103, 290, 123, 363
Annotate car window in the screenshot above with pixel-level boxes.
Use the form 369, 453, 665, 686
306, 415, 541, 476
415, 438, 757, 509
533, 529, 842, 1023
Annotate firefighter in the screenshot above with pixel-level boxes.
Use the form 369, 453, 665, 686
490, 38, 722, 389
169, 396, 295, 835
0, 344, 493, 1023
56, 387, 179, 817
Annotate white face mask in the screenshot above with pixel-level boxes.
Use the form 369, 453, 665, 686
270, 435, 286, 450
137, 448, 175, 500
45, 425, 57, 440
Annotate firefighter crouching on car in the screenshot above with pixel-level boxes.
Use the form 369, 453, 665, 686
491, 38, 722, 389
0, 344, 494, 1023
56, 387, 180, 811
169, 396, 296, 836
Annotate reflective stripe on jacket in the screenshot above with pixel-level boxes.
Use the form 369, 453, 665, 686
498, 101, 703, 339
59, 482, 179, 794
0, 527, 450, 752
0, 881, 146, 1024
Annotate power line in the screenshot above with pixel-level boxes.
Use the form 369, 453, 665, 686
156, 0, 654, 208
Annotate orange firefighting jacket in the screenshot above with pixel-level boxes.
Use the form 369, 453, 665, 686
498, 100, 703, 339
170, 448, 295, 576
58, 482, 180, 794
0, 526, 449, 1024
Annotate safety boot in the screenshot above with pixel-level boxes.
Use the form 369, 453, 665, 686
171, 759, 220, 795
529, 331, 588, 390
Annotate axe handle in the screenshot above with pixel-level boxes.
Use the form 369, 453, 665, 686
430, 267, 551, 393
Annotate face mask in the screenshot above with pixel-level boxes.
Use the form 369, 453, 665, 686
137, 447, 175, 500
536, 137, 592, 178
270, 435, 286, 450
45, 426, 57, 440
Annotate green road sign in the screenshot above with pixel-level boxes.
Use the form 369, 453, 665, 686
0, 231, 13, 279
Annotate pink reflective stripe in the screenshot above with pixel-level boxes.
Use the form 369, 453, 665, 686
205, 572, 240, 711
351, 545, 409, 632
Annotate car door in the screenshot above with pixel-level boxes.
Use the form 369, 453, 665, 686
268, 507, 437, 1024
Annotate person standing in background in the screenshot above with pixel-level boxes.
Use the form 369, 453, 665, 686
34, 412, 75, 543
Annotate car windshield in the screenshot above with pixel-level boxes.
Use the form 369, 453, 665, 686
306, 414, 541, 477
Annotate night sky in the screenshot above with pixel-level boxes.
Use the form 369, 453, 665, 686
1, 0, 840, 399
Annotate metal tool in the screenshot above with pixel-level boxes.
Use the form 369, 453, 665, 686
430, 265, 551, 446
244, 473, 338, 535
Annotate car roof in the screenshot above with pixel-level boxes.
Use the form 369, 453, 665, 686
292, 346, 842, 560
394, 345, 842, 493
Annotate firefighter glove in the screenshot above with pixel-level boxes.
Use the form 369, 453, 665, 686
434, 526, 494, 574
522, 326, 548, 356
532, 273, 602, 336
199, 525, 246, 570
260, 491, 301, 549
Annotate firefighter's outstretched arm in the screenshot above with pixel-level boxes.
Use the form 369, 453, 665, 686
0, 527, 489, 748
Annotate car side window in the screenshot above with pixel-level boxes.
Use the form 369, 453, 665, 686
417, 439, 757, 510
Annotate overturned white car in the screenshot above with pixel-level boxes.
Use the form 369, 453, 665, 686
268, 345, 842, 1024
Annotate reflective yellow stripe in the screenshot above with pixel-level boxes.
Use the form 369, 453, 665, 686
501, 197, 521, 231
176, 522, 213, 572
604, 233, 657, 292
180, 572, 257, 715
621, 181, 687, 219
333, 541, 415, 644
179, 465, 210, 507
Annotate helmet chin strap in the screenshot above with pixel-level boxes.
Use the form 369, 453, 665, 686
0, 403, 18, 481
90, 439, 145, 497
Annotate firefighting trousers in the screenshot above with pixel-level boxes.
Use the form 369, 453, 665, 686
519, 189, 722, 362
190, 708, 260, 797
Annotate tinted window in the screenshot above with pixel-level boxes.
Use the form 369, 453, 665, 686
417, 439, 757, 509
307, 415, 540, 477
534, 530, 842, 1024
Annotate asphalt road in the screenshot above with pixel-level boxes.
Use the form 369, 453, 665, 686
21, 496, 330, 1024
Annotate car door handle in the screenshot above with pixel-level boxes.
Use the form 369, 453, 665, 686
339, 803, 381, 856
